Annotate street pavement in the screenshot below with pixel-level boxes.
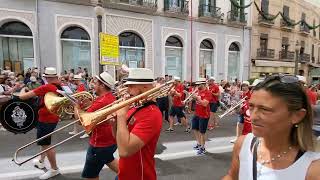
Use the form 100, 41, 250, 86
0, 113, 240, 180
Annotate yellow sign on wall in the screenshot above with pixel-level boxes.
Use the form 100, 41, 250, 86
99, 33, 120, 65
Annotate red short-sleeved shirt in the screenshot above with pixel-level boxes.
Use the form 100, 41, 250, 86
209, 84, 220, 103
172, 84, 184, 107
195, 89, 211, 118
306, 89, 317, 105
33, 84, 60, 123
241, 90, 251, 100
118, 104, 162, 180
87, 92, 116, 147
76, 83, 86, 92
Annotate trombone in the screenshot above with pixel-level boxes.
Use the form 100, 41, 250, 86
218, 97, 247, 119
13, 80, 174, 166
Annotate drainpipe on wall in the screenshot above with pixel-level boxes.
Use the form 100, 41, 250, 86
190, 0, 193, 83
94, 0, 105, 74
36, 0, 42, 73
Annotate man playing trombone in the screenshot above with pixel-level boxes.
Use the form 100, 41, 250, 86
192, 78, 211, 155
115, 68, 162, 180
17, 67, 61, 179
74, 71, 118, 180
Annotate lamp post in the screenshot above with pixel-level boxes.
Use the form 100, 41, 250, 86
294, 41, 301, 76
94, 1, 105, 74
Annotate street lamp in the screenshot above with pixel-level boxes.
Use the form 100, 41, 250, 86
94, 1, 105, 73
294, 41, 301, 76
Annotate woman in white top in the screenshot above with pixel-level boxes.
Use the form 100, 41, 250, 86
223, 75, 320, 180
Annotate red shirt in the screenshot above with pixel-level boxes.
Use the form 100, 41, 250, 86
87, 92, 116, 147
241, 90, 251, 100
76, 83, 86, 92
118, 104, 162, 180
33, 84, 60, 123
306, 89, 317, 105
195, 89, 211, 118
172, 84, 184, 107
209, 84, 220, 103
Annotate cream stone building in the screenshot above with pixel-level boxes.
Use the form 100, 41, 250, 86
251, 0, 320, 84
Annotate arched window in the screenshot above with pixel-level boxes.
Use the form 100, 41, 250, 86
61, 26, 91, 75
0, 21, 34, 74
199, 39, 214, 78
165, 36, 183, 78
118, 32, 145, 80
228, 42, 240, 81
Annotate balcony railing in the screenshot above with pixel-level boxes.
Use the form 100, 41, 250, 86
164, 0, 189, 14
299, 53, 310, 63
198, 4, 222, 18
257, 48, 275, 59
227, 11, 247, 25
258, 14, 275, 26
279, 50, 295, 61
300, 25, 310, 34
105, 0, 157, 13
280, 18, 295, 30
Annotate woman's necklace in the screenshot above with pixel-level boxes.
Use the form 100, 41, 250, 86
257, 139, 292, 176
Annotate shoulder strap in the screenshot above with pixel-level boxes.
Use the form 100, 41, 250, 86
252, 137, 258, 180
127, 101, 157, 124
294, 150, 305, 162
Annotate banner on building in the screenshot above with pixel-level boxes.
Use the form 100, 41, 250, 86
99, 33, 120, 65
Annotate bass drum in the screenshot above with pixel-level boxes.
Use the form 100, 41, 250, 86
0, 99, 38, 134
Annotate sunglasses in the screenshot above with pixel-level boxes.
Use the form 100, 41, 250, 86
263, 75, 299, 86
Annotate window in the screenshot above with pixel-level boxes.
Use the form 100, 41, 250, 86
117, 32, 145, 80
228, 42, 240, 81
61, 26, 91, 75
199, 39, 214, 78
261, 0, 269, 14
260, 34, 268, 50
283, 5, 289, 18
165, 36, 183, 78
0, 21, 34, 74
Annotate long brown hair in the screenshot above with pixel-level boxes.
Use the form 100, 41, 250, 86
253, 75, 314, 151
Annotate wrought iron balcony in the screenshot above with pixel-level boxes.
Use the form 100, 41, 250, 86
164, 0, 189, 15
279, 50, 295, 61
258, 14, 275, 26
280, 18, 295, 31
298, 53, 310, 63
198, 5, 222, 19
227, 11, 247, 25
257, 48, 275, 59
104, 0, 157, 13
299, 25, 310, 35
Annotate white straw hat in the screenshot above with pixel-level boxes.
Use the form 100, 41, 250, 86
124, 68, 154, 85
195, 78, 207, 85
95, 71, 115, 89
72, 74, 82, 80
242, 81, 250, 86
209, 77, 215, 81
174, 76, 181, 81
43, 67, 58, 77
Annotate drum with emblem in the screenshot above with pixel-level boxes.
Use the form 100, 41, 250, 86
0, 99, 38, 134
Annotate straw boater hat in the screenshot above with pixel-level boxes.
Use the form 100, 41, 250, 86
72, 74, 82, 81
174, 76, 181, 81
195, 78, 207, 85
209, 76, 215, 81
95, 71, 115, 89
124, 68, 154, 85
242, 81, 250, 86
43, 67, 58, 78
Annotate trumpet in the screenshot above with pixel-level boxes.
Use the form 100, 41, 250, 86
13, 80, 174, 166
182, 89, 198, 105
45, 91, 94, 115
218, 97, 247, 119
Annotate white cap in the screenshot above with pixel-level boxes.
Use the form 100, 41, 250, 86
72, 74, 82, 80
242, 81, 250, 86
123, 68, 154, 85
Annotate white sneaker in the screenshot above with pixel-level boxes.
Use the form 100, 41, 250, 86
68, 131, 77, 135
0, 127, 6, 131
32, 159, 45, 169
39, 169, 60, 180
230, 139, 237, 144
80, 133, 89, 139
174, 122, 181, 126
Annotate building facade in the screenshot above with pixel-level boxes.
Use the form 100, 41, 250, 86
0, 0, 252, 82
251, 0, 320, 83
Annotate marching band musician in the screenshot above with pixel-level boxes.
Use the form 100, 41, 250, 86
115, 68, 162, 180
74, 71, 118, 180
18, 67, 61, 179
166, 76, 190, 132
208, 76, 220, 130
192, 78, 211, 155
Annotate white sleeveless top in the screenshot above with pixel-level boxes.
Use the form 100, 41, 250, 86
239, 133, 320, 180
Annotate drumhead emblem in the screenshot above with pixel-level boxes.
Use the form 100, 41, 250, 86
11, 106, 27, 128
